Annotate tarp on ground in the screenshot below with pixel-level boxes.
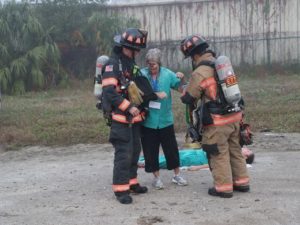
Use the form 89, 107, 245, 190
139, 149, 208, 169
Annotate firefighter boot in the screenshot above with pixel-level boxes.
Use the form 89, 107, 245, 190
233, 185, 250, 192
114, 191, 132, 204
130, 183, 148, 194
208, 187, 233, 198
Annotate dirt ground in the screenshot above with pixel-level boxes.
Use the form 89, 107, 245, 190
1, 132, 300, 225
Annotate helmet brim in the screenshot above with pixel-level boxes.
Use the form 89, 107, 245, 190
114, 34, 146, 50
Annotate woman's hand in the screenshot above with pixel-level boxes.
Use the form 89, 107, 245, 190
156, 92, 167, 99
176, 72, 185, 79
176, 72, 187, 93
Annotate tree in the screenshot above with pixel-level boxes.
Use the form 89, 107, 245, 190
87, 13, 140, 56
34, 0, 140, 79
0, 2, 60, 94
34, 0, 108, 78
0, 0, 141, 93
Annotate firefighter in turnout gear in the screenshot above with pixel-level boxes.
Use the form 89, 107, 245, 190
180, 34, 250, 198
102, 28, 149, 204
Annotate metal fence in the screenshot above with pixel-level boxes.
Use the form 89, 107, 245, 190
105, 0, 300, 69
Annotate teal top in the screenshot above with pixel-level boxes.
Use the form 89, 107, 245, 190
140, 66, 181, 129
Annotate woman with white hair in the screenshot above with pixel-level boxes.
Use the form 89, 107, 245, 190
140, 48, 187, 189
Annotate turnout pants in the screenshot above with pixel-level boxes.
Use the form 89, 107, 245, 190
109, 121, 142, 193
202, 121, 249, 193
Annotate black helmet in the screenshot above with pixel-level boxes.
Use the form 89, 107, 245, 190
114, 28, 148, 50
180, 34, 209, 58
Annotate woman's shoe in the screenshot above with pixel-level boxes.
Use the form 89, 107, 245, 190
152, 177, 164, 190
172, 175, 188, 186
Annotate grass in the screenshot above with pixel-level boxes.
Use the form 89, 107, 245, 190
0, 80, 110, 149
0, 72, 300, 149
238, 73, 300, 132
173, 72, 300, 134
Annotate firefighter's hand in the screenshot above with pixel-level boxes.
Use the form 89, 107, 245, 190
181, 92, 195, 104
156, 92, 167, 99
129, 106, 140, 116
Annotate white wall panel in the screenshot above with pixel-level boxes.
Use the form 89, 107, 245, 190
104, 0, 300, 69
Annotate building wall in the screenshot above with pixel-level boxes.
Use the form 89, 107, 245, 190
106, 0, 300, 69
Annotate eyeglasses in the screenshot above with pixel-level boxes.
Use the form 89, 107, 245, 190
148, 62, 158, 67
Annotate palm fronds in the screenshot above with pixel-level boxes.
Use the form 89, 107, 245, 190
0, 2, 60, 94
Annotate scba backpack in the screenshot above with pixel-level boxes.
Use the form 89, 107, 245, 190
93, 55, 112, 126
198, 55, 243, 114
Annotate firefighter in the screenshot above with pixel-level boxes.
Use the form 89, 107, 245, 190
101, 28, 149, 204
180, 34, 250, 198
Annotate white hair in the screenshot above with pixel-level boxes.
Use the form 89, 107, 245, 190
145, 48, 161, 64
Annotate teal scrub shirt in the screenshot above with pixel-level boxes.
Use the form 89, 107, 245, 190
140, 66, 181, 129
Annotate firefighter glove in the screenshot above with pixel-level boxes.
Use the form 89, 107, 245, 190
181, 92, 195, 105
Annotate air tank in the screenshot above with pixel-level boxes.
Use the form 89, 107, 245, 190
94, 55, 109, 98
215, 56, 241, 110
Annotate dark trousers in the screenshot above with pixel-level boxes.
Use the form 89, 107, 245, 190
109, 121, 141, 185
141, 125, 180, 172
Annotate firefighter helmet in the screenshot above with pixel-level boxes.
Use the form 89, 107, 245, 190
180, 34, 209, 58
114, 28, 148, 50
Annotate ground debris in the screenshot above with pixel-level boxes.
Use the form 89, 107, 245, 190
137, 216, 164, 225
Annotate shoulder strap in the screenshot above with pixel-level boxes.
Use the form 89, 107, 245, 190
118, 59, 122, 72
194, 60, 215, 70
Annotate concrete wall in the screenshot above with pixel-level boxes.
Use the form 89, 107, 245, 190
105, 0, 300, 69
